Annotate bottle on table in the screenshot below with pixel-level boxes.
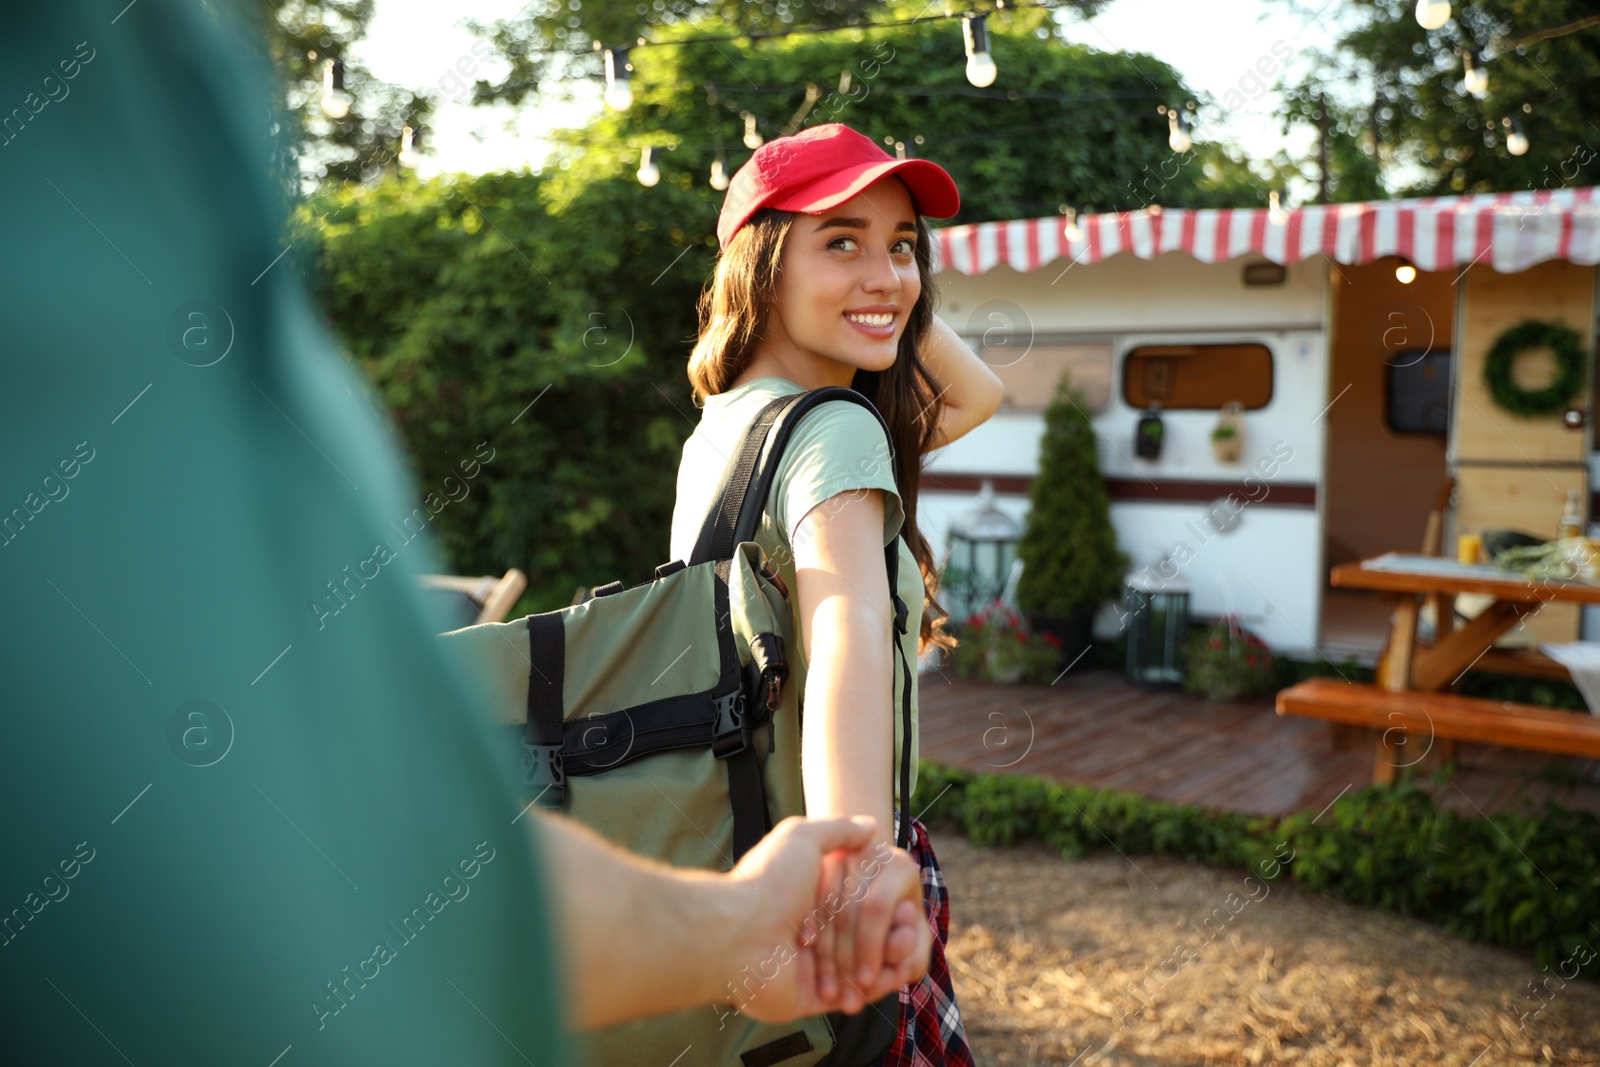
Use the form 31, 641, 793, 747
1558, 489, 1583, 541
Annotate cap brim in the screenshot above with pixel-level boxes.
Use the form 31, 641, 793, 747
770, 158, 960, 220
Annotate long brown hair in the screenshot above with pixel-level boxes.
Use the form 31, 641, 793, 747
687, 205, 955, 656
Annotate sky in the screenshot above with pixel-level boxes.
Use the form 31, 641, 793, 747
355, 0, 1335, 197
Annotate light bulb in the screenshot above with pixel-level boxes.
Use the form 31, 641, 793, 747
321, 59, 352, 119
709, 158, 729, 191
965, 53, 998, 88
398, 125, 422, 169
604, 80, 633, 111
1462, 51, 1488, 96
636, 146, 660, 187
1060, 207, 1081, 243
604, 48, 632, 111
1507, 128, 1529, 155
1268, 190, 1289, 225
1396, 261, 1417, 284
1415, 0, 1451, 30
742, 112, 763, 150
1167, 110, 1192, 153
321, 91, 351, 119
962, 16, 997, 88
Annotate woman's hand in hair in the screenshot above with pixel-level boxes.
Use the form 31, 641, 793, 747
919, 314, 1003, 450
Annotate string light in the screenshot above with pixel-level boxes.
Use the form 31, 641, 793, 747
1504, 114, 1529, 155
709, 156, 729, 190
1415, 0, 1452, 30
604, 47, 633, 110
1268, 190, 1289, 225
962, 16, 998, 88
398, 124, 423, 168
1059, 205, 1082, 242
1395, 256, 1417, 283
321, 58, 352, 119
1462, 49, 1488, 96
636, 145, 661, 186
741, 111, 763, 149
1160, 105, 1193, 152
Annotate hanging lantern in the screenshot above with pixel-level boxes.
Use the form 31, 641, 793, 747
945, 480, 1021, 623
1135, 403, 1165, 459
1125, 558, 1190, 687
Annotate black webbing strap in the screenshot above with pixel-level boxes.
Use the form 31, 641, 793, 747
714, 555, 769, 862
689, 392, 798, 566
524, 612, 567, 808
885, 537, 912, 853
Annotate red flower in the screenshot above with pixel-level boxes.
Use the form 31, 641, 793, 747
1015, 630, 1028, 643
1042, 632, 1062, 648
966, 614, 983, 628
1209, 636, 1222, 649
1244, 653, 1258, 666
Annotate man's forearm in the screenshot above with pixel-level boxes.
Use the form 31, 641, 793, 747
532, 812, 749, 1029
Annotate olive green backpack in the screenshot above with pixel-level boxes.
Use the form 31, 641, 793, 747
442, 386, 916, 1067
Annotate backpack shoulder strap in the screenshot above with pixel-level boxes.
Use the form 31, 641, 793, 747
690, 385, 913, 851
688, 386, 896, 565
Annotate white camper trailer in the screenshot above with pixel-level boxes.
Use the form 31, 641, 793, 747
924, 187, 1600, 661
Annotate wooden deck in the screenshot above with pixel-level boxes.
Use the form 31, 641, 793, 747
917, 667, 1600, 819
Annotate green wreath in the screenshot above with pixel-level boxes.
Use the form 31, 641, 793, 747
1482, 320, 1587, 418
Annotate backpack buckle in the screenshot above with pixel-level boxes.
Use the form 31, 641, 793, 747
711, 690, 749, 759
521, 742, 566, 806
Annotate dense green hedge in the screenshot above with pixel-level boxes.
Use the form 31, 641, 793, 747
914, 761, 1600, 977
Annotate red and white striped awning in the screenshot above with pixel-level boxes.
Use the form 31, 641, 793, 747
932, 186, 1600, 276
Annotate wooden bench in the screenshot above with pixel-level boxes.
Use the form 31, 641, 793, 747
1276, 677, 1600, 784
420, 568, 528, 626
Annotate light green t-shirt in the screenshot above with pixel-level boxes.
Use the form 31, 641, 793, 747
669, 376, 923, 802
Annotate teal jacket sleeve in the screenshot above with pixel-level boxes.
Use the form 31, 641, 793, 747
0, 4, 570, 1064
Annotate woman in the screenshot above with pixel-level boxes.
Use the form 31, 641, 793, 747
668, 122, 1002, 1065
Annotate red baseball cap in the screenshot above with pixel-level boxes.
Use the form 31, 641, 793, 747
716, 123, 960, 250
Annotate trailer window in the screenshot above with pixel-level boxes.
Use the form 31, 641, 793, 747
1385, 349, 1450, 435
1121, 343, 1274, 411
974, 340, 1114, 412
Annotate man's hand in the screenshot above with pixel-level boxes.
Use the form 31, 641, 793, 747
722, 815, 931, 1023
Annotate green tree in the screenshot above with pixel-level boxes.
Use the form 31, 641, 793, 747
305, 170, 711, 611
1014, 382, 1129, 618
1273, 0, 1600, 196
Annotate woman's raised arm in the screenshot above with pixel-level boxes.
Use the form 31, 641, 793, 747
919, 315, 1004, 452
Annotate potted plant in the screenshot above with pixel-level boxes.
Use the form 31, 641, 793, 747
1183, 615, 1275, 701
1210, 401, 1244, 463
1015, 379, 1131, 667
951, 601, 1064, 684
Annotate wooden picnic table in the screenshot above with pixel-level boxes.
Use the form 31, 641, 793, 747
1329, 552, 1600, 693
1274, 552, 1600, 784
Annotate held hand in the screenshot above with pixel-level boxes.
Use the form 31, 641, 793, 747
723, 816, 930, 1025
809, 838, 928, 1013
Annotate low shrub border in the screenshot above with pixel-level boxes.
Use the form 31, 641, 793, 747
914, 760, 1600, 977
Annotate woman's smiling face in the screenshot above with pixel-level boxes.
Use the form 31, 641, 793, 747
761, 176, 921, 384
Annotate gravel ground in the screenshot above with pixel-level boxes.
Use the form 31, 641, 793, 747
934, 830, 1600, 1066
